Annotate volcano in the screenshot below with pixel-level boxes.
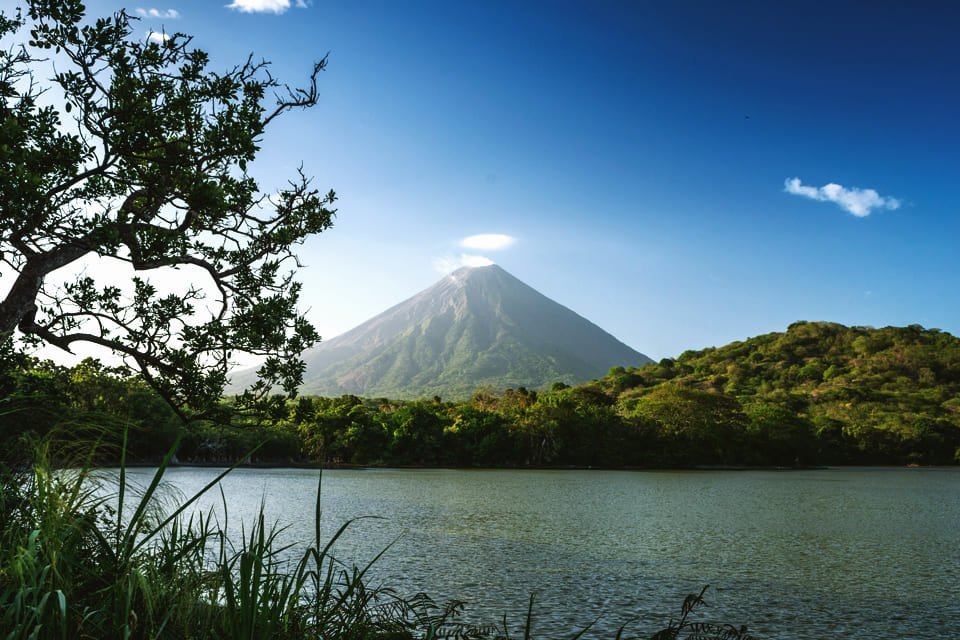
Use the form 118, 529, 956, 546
238, 264, 652, 399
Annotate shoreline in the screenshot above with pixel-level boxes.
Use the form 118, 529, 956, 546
112, 460, 941, 472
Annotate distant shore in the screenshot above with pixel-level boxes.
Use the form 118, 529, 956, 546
116, 459, 846, 471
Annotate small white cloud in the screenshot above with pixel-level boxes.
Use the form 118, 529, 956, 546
433, 256, 457, 273
433, 254, 495, 273
136, 8, 180, 19
784, 177, 901, 218
459, 233, 516, 251
226, 0, 300, 13
461, 254, 494, 267
146, 30, 171, 43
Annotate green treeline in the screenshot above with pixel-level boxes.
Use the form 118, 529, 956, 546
3, 321, 960, 468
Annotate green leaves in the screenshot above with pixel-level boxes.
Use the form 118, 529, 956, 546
1, 0, 334, 420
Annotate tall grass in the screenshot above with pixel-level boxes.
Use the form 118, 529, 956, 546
0, 434, 756, 639
0, 435, 444, 639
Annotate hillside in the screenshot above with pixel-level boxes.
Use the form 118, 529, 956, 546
590, 321, 960, 463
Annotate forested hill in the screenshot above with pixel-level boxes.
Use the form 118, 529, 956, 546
600, 321, 960, 400
589, 321, 960, 463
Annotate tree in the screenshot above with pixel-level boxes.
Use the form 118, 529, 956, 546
743, 401, 815, 466
0, 1, 335, 419
390, 402, 450, 466
623, 386, 748, 465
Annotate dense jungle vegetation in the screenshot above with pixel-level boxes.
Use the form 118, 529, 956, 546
3, 322, 959, 469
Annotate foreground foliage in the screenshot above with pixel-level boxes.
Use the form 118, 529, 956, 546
0, 443, 484, 639
0, 439, 754, 639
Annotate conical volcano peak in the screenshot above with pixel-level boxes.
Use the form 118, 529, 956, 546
447, 262, 503, 280
234, 266, 652, 399
452, 262, 497, 272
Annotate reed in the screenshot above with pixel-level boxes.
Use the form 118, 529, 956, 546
0, 433, 755, 639
0, 434, 424, 639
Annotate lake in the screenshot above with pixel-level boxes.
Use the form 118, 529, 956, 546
116, 466, 960, 638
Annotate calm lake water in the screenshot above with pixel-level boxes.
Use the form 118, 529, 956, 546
115, 466, 960, 638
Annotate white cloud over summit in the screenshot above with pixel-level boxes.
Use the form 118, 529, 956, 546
785, 177, 901, 217
432, 233, 515, 273
459, 233, 516, 250
433, 254, 495, 273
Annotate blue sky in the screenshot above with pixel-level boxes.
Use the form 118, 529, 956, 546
9, 0, 960, 360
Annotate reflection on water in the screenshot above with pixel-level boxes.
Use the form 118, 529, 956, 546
112, 466, 960, 639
